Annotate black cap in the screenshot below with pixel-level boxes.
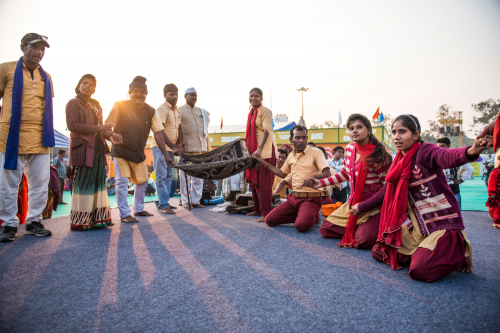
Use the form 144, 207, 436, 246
21, 33, 50, 48
129, 76, 147, 92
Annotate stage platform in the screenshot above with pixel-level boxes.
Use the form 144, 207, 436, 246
0, 204, 498, 332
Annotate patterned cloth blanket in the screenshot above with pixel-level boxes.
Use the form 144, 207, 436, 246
175, 139, 257, 179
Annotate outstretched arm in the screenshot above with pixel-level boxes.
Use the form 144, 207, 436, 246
253, 155, 287, 179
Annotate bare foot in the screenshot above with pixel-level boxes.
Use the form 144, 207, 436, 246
134, 211, 154, 217
192, 204, 205, 208
183, 204, 193, 209
121, 215, 138, 223
160, 208, 176, 214
457, 254, 473, 273
257, 216, 266, 222
246, 211, 261, 216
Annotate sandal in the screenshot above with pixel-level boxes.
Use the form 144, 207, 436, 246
121, 215, 138, 223
160, 208, 176, 214
134, 211, 154, 217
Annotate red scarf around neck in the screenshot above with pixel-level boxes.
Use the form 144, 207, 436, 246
245, 105, 260, 187
338, 142, 376, 248
377, 142, 421, 269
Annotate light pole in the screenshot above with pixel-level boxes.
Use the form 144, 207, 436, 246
296, 87, 308, 127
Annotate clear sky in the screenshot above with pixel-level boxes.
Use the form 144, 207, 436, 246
1, 0, 499, 136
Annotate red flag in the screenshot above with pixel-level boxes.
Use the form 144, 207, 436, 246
220, 116, 223, 130
372, 107, 380, 121
494, 107, 500, 151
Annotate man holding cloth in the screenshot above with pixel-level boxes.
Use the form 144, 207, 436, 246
178, 87, 211, 208
0, 33, 55, 241
254, 125, 332, 232
151, 83, 183, 214
105, 76, 172, 223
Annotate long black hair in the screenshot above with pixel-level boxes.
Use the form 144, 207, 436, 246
346, 113, 392, 170
392, 114, 425, 144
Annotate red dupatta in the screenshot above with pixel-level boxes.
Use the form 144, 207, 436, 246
338, 142, 376, 248
494, 107, 500, 151
377, 142, 420, 269
245, 105, 260, 187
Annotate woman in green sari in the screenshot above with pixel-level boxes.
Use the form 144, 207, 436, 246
66, 74, 121, 231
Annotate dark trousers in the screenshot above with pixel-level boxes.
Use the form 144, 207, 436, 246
251, 151, 276, 217
265, 194, 332, 232
59, 178, 65, 203
331, 187, 348, 204
372, 230, 467, 282
320, 213, 381, 249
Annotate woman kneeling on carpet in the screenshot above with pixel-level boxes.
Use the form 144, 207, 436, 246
66, 74, 121, 231
304, 114, 392, 249
353, 114, 487, 282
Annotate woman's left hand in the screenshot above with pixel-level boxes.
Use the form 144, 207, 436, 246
252, 147, 263, 159
467, 139, 490, 156
350, 203, 360, 216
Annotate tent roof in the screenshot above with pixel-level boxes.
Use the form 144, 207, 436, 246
54, 129, 70, 147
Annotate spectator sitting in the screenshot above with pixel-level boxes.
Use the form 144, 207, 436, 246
146, 173, 156, 196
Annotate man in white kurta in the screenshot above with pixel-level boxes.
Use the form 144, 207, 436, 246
178, 87, 211, 208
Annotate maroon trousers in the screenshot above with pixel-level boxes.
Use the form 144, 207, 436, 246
320, 213, 381, 250
251, 150, 276, 217
265, 194, 333, 232
372, 230, 467, 282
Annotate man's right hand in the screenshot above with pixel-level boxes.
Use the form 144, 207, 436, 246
253, 155, 265, 164
110, 133, 123, 145
164, 154, 173, 166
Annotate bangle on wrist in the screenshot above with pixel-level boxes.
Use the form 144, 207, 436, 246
264, 162, 268, 168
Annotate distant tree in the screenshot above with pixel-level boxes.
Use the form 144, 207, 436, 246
310, 123, 320, 129
471, 99, 500, 133
324, 120, 338, 128
420, 104, 460, 144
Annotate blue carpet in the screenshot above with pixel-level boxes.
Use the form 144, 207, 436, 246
0, 205, 498, 332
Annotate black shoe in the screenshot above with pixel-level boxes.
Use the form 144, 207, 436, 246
25, 221, 52, 237
0, 226, 18, 242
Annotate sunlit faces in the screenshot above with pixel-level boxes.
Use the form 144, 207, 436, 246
348, 120, 369, 144
130, 88, 147, 107
277, 152, 287, 169
21, 42, 45, 67
78, 79, 96, 97
166, 91, 178, 106
185, 92, 196, 107
391, 120, 419, 154
249, 91, 262, 107
290, 129, 308, 153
